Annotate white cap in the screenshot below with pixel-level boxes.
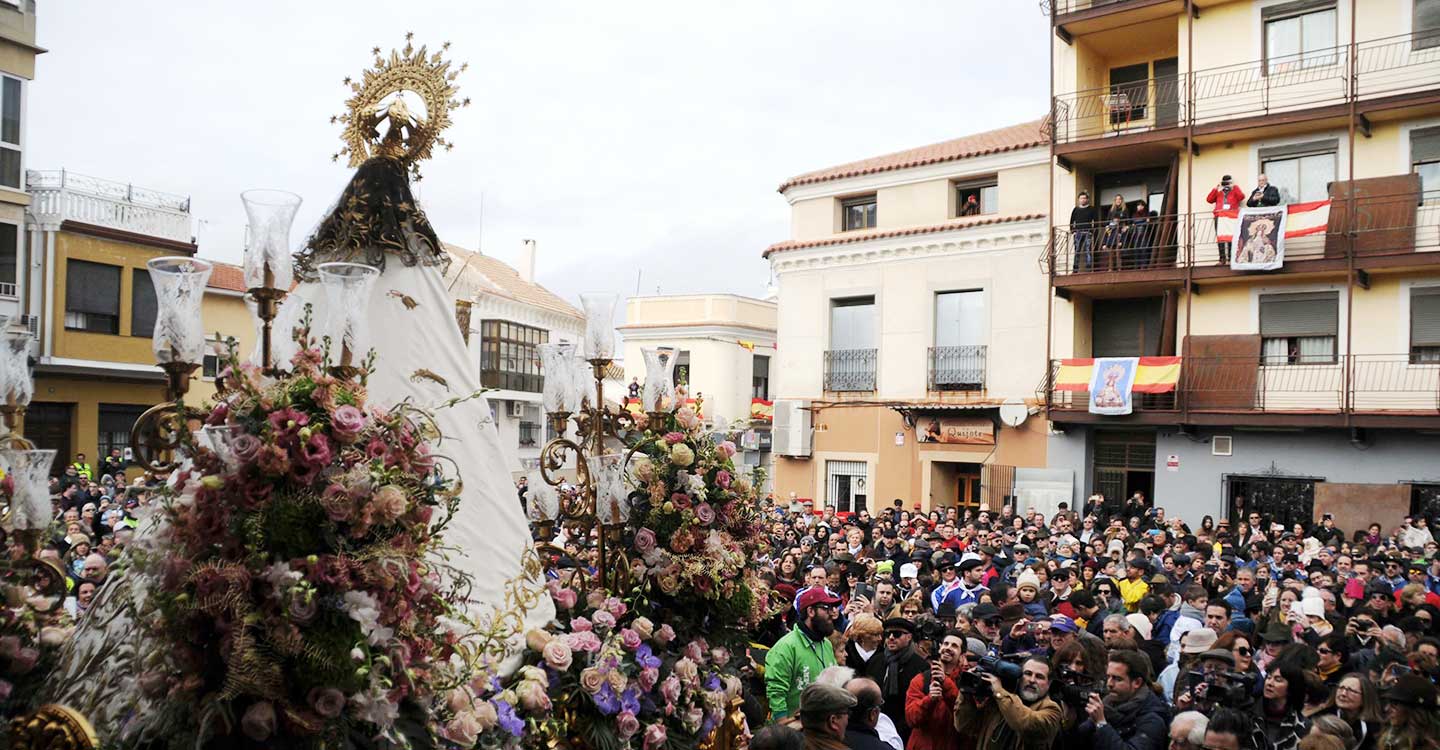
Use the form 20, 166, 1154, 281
899, 563, 918, 579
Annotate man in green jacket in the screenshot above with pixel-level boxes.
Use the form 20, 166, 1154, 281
766, 587, 841, 720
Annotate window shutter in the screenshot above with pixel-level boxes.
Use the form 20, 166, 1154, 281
1412, 286, 1440, 347
1260, 292, 1339, 337
1417, 0, 1440, 49
131, 269, 158, 339
65, 260, 121, 316
1262, 0, 1336, 20
1412, 126, 1440, 164
1258, 138, 1339, 162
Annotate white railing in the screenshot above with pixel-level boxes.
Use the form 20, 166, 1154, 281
25, 169, 193, 244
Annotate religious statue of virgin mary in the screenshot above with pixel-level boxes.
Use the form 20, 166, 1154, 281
38, 38, 552, 745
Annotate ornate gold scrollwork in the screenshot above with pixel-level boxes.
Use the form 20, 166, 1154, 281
9, 704, 98, 750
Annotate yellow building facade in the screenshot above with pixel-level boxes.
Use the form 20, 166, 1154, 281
1044, 0, 1440, 528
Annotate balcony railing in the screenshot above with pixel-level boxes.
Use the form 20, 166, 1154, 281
824, 348, 877, 392
1050, 32, 1440, 145
1047, 0, 1157, 16
929, 345, 987, 391
25, 169, 193, 244
1042, 355, 1440, 417
1044, 195, 1440, 277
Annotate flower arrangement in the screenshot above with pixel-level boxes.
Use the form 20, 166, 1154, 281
0, 549, 71, 719
131, 319, 476, 748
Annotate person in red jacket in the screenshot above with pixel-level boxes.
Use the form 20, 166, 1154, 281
1206, 175, 1246, 264
903, 630, 969, 750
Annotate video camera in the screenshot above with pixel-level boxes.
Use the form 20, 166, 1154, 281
1051, 666, 1099, 709
1184, 669, 1255, 711
956, 653, 1023, 697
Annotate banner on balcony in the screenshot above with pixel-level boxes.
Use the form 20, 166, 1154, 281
1054, 356, 1181, 394
917, 416, 995, 445
1087, 357, 1139, 415
750, 398, 773, 422
1215, 200, 1330, 271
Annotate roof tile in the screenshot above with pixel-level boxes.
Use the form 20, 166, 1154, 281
441, 243, 584, 321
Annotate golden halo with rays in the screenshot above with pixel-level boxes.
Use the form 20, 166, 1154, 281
331, 32, 472, 179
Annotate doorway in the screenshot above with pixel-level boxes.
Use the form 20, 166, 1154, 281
929, 461, 985, 513
26, 402, 73, 475
1093, 431, 1156, 513
1154, 57, 1179, 128
1225, 475, 1317, 529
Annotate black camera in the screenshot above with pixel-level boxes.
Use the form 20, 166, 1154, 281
956, 654, 1023, 697
1185, 670, 1255, 711
1051, 666, 1099, 709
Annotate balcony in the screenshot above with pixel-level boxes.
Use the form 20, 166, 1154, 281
928, 345, 987, 392
1041, 354, 1440, 428
1050, 32, 1440, 153
1042, 189, 1440, 289
824, 348, 877, 392
1048, 0, 1185, 41
26, 170, 193, 245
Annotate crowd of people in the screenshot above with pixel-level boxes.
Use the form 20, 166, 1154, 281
731, 493, 1440, 750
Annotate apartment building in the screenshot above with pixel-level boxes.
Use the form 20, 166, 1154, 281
23, 169, 253, 468
1043, 0, 1440, 530
0, 1, 39, 323
766, 120, 1058, 515
618, 293, 777, 490
443, 240, 585, 477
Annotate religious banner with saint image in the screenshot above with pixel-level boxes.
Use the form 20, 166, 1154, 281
1088, 356, 1139, 415
1230, 205, 1287, 271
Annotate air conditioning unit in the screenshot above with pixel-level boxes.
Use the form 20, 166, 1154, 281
506, 400, 526, 419
772, 399, 812, 458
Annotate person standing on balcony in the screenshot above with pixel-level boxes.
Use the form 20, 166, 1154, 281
1207, 175, 1245, 264
1247, 173, 1281, 208
1100, 194, 1129, 272
1069, 191, 1099, 272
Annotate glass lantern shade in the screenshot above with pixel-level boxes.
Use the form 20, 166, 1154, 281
241, 189, 302, 291
641, 346, 678, 412
317, 262, 380, 364
0, 331, 32, 407
579, 292, 619, 360
569, 357, 593, 413
592, 453, 628, 526
147, 257, 213, 365
525, 469, 560, 522
538, 342, 577, 415
2, 449, 55, 531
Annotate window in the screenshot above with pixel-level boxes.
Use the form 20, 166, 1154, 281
752, 354, 770, 400
0, 76, 18, 189
1416, 0, 1440, 50
1107, 63, 1150, 123
64, 260, 121, 334
933, 290, 986, 390
825, 460, 868, 514
841, 194, 877, 232
519, 405, 542, 447
479, 320, 547, 392
829, 296, 876, 351
98, 404, 147, 462
1260, 139, 1337, 204
0, 222, 15, 295
1412, 126, 1440, 203
1264, 2, 1338, 74
1260, 291, 1339, 365
1412, 286, 1440, 363
131, 269, 158, 339
955, 178, 998, 217
675, 349, 692, 389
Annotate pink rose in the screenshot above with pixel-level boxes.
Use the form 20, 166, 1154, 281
567, 631, 603, 653
232, 433, 263, 464
240, 701, 277, 742
371, 484, 408, 524
579, 667, 606, 694
10, 647, 38, 675
587, 589, 608, 611
472, 701, 498, 730
592, 610, 616, 630
695, 503, 716, 525
605, 597, 627, 618
674, 657, 699, 684
447, 686, 475, 714
659, 675, 682, 704
710, 647, 731, 668
716, 441, 737, 459
288, 596, 319, 624
616, 710, 641, 738
553, 587, 578, 610
0, 680, 12, 702
634, 528, 657, 553
542, 638, 574, 671
443, 711, 483, 745
716, 470, 732, 489
620, 628, 643, 651
526, 629, 553, 652
309, 687, 346, 718
656, 624, 676, 644
664, 431, 686, 445
330, 405, 366, 442
632, 617, 655, 640
516, 679, 552, 712
637, 666, 660, 692
571, 616, 593, 632
643, 723, 668, 750
684, 641, 705, 664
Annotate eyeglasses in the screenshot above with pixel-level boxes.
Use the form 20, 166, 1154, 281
1336, 685, 1362, 695
1317, 647, 1335, 655
884, 632, 906, 639
1234, 647, 1252, 656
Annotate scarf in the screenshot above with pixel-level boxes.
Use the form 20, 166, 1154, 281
882, 644, 915, 698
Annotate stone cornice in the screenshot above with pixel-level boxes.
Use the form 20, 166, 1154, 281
769, 218, 1048, 274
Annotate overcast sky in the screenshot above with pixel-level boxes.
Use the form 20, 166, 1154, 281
30, 1, 1048, 314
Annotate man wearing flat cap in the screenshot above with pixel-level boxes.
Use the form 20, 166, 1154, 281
798, 682, 856, 750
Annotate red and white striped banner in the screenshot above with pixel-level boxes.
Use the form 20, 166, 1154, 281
1216, 199, 1330, 242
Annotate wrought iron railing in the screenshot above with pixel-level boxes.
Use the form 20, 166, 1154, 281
1043, 195, 1440, 277
928, 345, 987, 391
26, 169, 194, 244
1050, 32, 1440, 144
1041, 355, 1440, 415
824, 348, 878, 392
1049, 0, 1146, 16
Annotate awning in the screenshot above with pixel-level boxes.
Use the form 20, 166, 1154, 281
1054, 357, 1181, 393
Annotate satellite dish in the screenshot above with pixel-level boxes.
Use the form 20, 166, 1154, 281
999, 399, 1029, 428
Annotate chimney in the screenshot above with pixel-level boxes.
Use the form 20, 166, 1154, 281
520, 239, 536, 283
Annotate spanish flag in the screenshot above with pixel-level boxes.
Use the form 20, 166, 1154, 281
750, 398, 773, 422
1054, 357, 1182, 393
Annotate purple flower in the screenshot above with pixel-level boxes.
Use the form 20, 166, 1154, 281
592, 682, 621, 716
268, 407, 308, 433
704, 675, 721, 692
621, 687, 642, 716
495, 699, 525, 738
635, 644, 661, 670
300, 433, 332, 468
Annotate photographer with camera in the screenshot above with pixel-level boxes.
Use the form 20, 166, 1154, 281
1078, 650, 1169, 750
903, 630, 967, 750
953, 655, 1061, 750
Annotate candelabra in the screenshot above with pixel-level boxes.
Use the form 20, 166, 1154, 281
128, 256, 214, 473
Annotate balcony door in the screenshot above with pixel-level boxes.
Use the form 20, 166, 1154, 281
827, 297, 876, 392
1153, 57, 1179, 128
933, 290, 986, 390
1093, 431, 1155, 512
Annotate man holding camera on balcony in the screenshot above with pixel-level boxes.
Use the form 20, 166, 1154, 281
952, 655, 1062, 750
1207, 175, 1246, 264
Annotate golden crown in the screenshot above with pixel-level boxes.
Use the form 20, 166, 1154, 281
331, 33, 471, 179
